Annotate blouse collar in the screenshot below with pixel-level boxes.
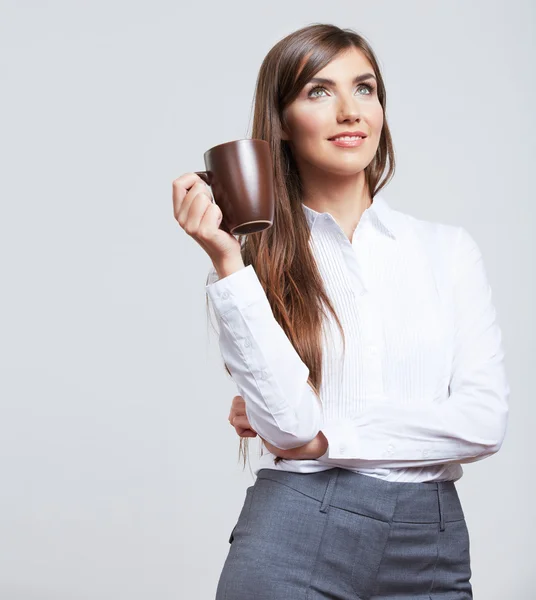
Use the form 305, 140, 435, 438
300, 193, 405, 240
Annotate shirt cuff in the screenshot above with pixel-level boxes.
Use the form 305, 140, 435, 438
319, 418, 360, 459
205, 264, 271, 318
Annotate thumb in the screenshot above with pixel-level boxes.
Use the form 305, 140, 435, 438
210, 202, 223, 227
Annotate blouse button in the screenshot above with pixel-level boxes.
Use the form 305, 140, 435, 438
244, 338, 251, 348
221, 291, 230, 299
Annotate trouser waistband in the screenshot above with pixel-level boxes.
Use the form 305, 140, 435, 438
256, 467, 463, 531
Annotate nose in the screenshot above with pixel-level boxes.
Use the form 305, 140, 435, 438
336, 93, 362, 123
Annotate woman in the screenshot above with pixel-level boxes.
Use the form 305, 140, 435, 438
172, 23, 509, 600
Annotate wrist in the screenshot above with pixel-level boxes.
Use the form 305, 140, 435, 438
213, 254, 245, 279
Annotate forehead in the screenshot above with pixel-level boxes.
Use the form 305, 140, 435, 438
313, 48, 373, 79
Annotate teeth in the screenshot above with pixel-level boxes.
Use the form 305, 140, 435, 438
331, 135, 363, 141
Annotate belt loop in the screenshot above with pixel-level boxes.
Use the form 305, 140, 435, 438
320, 468, 340, 513
437, 483, 445, 532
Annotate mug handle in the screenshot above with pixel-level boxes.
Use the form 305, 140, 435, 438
194, 171, 211, 185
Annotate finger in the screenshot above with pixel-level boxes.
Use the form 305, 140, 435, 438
228, 409, 244, 422
197, 202, 224, 241
230, 414, 257, 437
229, 405, 246, 419
172, 173, 207, 218
229, 408, 246, 421
176, 181, 211, 229
235, 427, 257, 437
231, 415, 252, 430
231, 395, 246, 412
183, 190, 216, 236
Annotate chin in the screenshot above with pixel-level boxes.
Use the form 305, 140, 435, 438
320, 161, 369, 177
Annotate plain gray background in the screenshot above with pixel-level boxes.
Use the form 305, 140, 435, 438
0, 1, 534, 598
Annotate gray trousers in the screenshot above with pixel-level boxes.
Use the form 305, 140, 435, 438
216, 467, 472, 599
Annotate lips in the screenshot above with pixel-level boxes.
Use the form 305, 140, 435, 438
329, 136, 366, 148
328, 131, 367, 140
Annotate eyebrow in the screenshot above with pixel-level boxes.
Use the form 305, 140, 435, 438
307, 73, 377, 86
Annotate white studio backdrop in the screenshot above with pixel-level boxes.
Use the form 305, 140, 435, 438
0, 0, 534, 598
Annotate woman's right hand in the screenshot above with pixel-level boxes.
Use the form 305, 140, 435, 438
228, 395, 258, 438
172, 172, 242, 265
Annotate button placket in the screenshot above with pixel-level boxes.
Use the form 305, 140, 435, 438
360, 294, 385, 397
337, 234, 368, 299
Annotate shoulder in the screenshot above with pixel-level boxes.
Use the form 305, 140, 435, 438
395, 206, 460, 248
393, 206, 478, 277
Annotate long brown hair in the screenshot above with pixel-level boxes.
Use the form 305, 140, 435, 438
206, 23, 396, 470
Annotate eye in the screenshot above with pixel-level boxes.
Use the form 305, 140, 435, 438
307, 85, 327, 98
307, 82, 376, 98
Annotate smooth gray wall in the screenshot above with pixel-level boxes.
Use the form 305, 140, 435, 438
0, 1, 533, 598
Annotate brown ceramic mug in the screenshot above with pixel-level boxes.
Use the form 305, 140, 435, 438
195, 138, 275, 235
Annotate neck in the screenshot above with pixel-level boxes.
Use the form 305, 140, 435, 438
300, 168, 372, 241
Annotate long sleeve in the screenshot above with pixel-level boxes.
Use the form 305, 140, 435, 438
206, 264, 322, 450
318, 225, 510, 467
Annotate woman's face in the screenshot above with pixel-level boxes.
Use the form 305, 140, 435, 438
282, 47, 383, 177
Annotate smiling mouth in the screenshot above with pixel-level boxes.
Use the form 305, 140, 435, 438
328, 136, 367, 148
329, 135, 365, 141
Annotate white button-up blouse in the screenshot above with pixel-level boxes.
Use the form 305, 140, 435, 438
205, 193, 510, 482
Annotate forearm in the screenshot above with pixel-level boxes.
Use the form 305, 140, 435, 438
317, 388, 509, 467
315, 226, 510, 469
262, 431, 328, 460
206, 264, 323, 450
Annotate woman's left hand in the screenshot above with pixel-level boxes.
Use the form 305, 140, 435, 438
228, 395, 329, 460
262, 432, 329, 460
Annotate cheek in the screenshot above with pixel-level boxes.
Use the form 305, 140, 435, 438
294, 108, 331, 139
370, 105, 384, 132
